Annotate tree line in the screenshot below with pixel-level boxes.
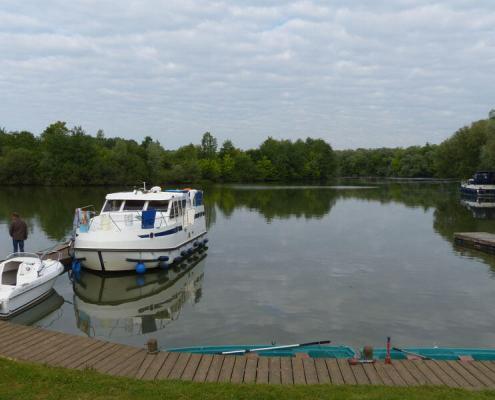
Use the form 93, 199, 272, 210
0, 122, 336, 185
0, 117, 493, 185
337, 117, 495, 178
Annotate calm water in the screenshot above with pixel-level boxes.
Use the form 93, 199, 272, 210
1, 182, 495, 350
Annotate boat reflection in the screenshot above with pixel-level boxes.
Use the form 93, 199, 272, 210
10, 289, 64, 326
460, 196, 495, 219
72, 254, 206, 338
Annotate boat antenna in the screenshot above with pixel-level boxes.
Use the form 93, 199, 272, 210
143, 182, 146, 192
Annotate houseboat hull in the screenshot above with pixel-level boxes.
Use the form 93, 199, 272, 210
74, 232, 208, 272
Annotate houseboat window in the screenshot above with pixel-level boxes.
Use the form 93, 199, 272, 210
148, 200, 169, 211
103, 200, 123, 212
170, 201, 179, 218
123, 200, 146, 211
193, 192, 203, 206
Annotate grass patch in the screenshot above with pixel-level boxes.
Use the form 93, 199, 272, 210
1, 357, 495, 399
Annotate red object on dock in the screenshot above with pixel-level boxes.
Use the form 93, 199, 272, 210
385, 336, 392, 364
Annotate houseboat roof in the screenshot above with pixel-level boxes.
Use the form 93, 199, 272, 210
106, 189, 189, 201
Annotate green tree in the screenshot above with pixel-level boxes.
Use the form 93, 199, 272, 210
200, 132, 217, 159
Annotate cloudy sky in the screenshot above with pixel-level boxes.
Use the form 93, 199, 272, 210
1, 1, 494, 149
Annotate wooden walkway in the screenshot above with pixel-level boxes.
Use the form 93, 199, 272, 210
454, 232, 495, 255
2, 321, 495, 388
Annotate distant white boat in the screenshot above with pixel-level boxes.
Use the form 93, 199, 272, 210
0, 253, 64, 319
460, 171, 495, 197
73, 186, 208, 272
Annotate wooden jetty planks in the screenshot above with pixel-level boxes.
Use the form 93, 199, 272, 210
337, 359, 357, 384
217, 355, 235, 382
156, 352, 181, 380
256, 357, 269, 384
117, 351, 149, 378
325, 359, 344, 384
412, 360, 445, 386
205, 354, 224, 383
423, 360, 459, 387
399, 360, 430, 385
74, 343, 122, 370
314, 358, 330, 384
292, 357, 306, 384
393, 361, 419, 386
268, 357, 281, 385
467, 362, 495, 387
45, 338, 106, 366
454, 232, 495, 254
193, 354, 213, 383
302, 358, 319, 384
231, 356, 247, 384
243, 356, 258, 384
168, 352, 191, 380
280, 357, 293, 384
181, 354, 202, 381
448, 361, 488, 388
96, 346, 143, 374
432, 360, 471, 388
142, 352, 170, 380
1, 328, 60, 358
3, 323, 495, 388
373, 362, 396, 386
362, 363, 383, 385
349, 364, 370, 385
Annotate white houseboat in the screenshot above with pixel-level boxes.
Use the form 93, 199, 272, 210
73, 186, 208, 272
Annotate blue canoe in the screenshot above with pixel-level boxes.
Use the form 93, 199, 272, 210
167, 344, 356, 358
373, 347, 495, 361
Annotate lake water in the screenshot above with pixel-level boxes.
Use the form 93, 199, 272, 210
1, 182, 495, 351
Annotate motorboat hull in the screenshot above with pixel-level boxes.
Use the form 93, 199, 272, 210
0, 255, 64, 319
0, 286, 55, 320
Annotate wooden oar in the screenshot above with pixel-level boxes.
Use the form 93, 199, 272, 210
221, 340, 331, 355
392, 347, 431, 360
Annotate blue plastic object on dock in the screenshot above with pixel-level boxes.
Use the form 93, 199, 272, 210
373, 347, 495, 361
166, 344, 356, 358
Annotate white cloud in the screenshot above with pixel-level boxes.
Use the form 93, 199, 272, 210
0, 0, 494, 149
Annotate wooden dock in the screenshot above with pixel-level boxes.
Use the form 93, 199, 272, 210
454, 232, 495, 255
1, 321, 495, 388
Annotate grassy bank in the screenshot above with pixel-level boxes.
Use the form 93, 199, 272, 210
1, 357, 495, 400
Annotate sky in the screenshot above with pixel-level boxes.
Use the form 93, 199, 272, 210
0, 1, 494, 150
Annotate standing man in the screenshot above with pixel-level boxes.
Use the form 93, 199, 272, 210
9, 212, 28, 253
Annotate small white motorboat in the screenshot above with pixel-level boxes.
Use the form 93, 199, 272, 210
0, 252, 64, 319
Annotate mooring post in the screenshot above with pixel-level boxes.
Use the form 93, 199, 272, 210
385, 337, 392, 364
146, 338, 159, 354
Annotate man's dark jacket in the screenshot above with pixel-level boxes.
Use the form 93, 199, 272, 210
9, 218, 28, 241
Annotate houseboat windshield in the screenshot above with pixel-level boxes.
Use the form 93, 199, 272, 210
103, 200, 123, 212
123, 200, 146, 211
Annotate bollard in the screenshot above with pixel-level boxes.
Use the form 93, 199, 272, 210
146, 338, 159, 354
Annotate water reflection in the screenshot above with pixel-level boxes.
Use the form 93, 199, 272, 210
4, 183, 495, 348
72, 255, 205, 338
10, 289, 64, 326
460, 196, 495, 220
